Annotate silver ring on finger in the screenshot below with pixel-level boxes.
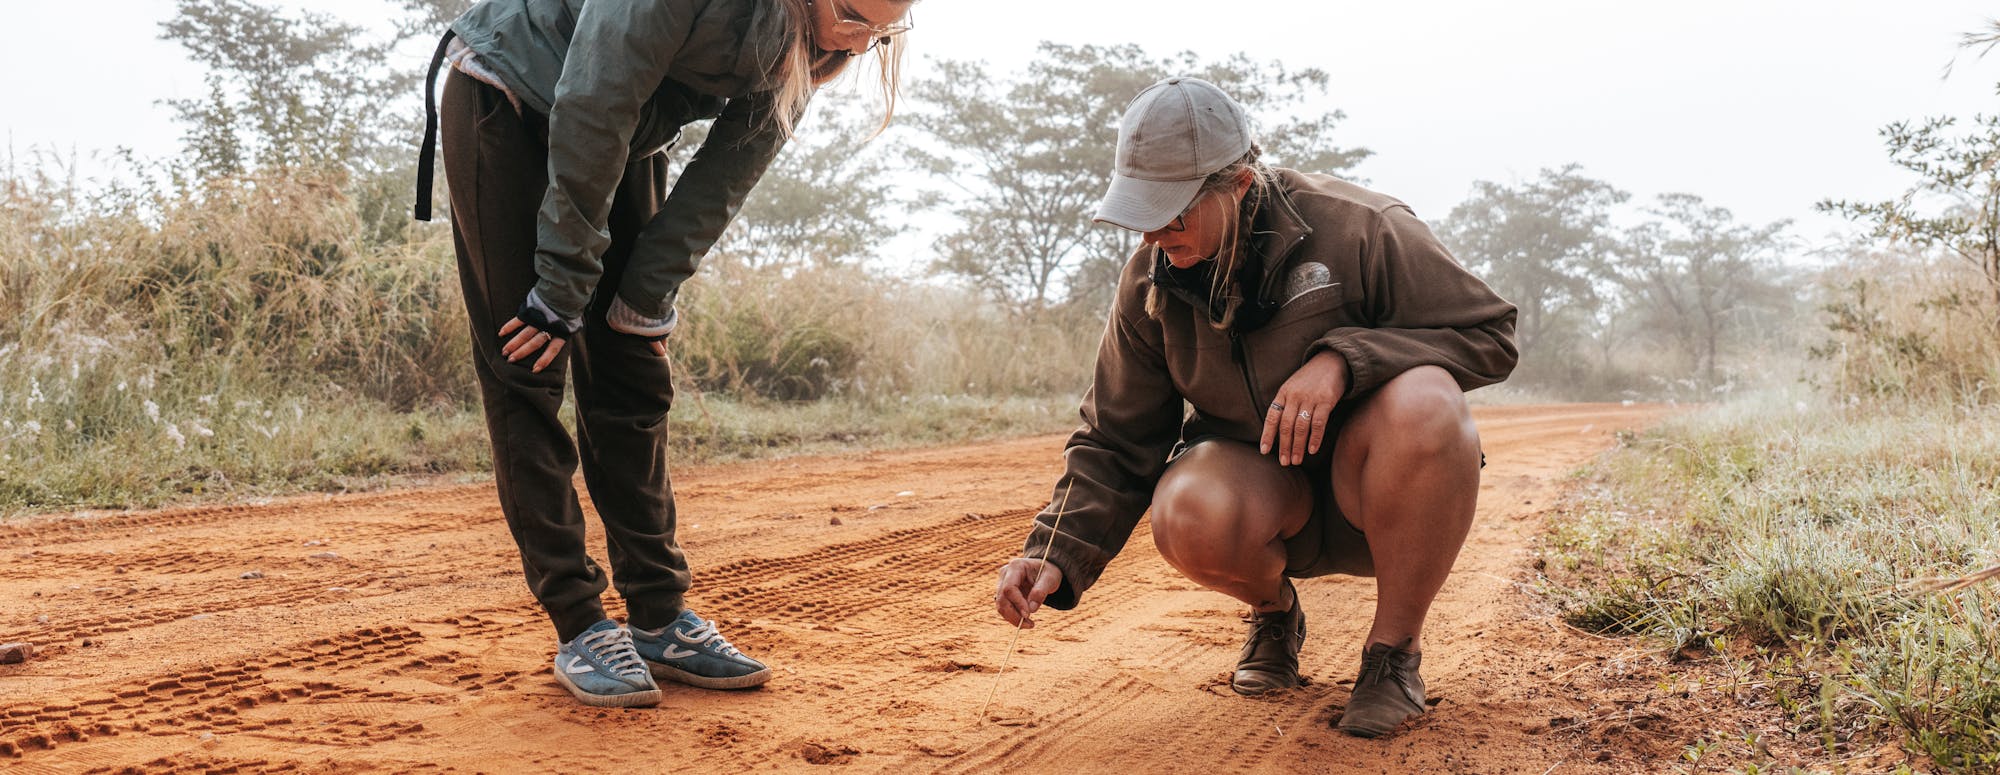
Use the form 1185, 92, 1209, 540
1298, 410, 1311, 421
1269, 401, 1284, 412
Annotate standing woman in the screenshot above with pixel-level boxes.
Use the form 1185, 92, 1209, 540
415, 0, 914, 707
994, 78, 1517, 738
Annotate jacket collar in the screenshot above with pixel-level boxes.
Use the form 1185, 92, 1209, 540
1148, 172, 1316, 331
1249, 175, 1314, 303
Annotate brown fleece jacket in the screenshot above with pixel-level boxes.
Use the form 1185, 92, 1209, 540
1022, 168, 1519, 609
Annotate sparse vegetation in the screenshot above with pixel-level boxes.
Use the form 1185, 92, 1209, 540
0, 156, 1091, 516
1538, 181, 2000, 772
1542, 393, 2000, 771
1533, 22, 2000, 769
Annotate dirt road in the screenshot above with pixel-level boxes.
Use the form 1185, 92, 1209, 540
1, 403, 1671, 774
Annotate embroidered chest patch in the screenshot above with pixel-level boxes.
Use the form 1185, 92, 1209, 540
1282, 263, 1336, 305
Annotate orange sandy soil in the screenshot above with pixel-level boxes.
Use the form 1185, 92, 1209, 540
1, 403, 1752, 774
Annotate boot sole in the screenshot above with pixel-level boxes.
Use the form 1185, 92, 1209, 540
554, 670, 663, 707
1337, 705, 1424, 737
1230, 672, 1302, 696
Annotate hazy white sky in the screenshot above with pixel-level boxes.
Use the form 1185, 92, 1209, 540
5, 1, 1995, 256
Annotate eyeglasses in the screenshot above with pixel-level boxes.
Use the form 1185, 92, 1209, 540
1162, 191, 1211, 232
810, 0, 915, 48
834, 3, 914, 39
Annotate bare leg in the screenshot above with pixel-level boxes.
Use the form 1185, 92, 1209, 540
1153, 441, 1316, 695
1331, 366, 1482, 654
1151, 440, 1314, 612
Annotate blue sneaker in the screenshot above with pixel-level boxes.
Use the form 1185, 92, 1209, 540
553, 619, 662, 707
629, 610, 771, 689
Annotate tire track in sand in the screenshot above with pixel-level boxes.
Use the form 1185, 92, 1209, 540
0, 404, 1673, 773
0, 625, 434, 765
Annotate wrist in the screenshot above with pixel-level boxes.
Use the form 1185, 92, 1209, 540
520, 288, 582, 338
607, 295, 679, 339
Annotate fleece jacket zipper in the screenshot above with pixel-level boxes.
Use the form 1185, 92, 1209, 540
1229, 330, 1261, 421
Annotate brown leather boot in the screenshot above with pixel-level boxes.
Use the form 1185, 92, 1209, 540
1230, 581, 1305, 696
1336, 639, 1426, 737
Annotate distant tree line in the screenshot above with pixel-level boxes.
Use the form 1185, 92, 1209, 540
1439, 167, 1799, 397
157, 0, 1825, 401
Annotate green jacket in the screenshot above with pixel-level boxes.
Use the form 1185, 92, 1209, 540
1022, 169, 1520, 609
451, 0, 796, 321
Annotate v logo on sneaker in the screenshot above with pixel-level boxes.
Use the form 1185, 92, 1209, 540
562, 655, 597, 675
658, 645, 698, 660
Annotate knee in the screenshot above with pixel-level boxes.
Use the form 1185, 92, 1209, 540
480, 357, 566, 403
581, 405, 669, 433
1150, 477, 1236, 562
1367, 367, 1476, 456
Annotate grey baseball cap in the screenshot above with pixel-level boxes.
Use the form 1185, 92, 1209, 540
1092, 76, 1254, 232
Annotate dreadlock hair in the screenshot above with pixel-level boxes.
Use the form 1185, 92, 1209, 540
1145, 143, 1281, 329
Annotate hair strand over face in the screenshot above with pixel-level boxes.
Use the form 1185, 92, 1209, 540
1145, 144, 1279, 328
769, 0, 913, 139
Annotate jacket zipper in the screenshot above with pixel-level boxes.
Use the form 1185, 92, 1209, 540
1229, 330, 1261, 420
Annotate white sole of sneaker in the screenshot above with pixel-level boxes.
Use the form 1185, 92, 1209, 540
553, 670, 664, 708
648, 662, 772, 690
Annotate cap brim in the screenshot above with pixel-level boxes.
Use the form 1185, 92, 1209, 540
1092, 173, 1204, 232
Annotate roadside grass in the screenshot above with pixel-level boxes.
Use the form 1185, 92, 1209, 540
669, 392, 1077, 462
1540, 393, 2000, 772
0, 164, 1091, 518
0, 380, 1077, 518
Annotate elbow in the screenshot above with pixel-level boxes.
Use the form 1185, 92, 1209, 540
1484, 311, 1522, 383
1452, 311, 1520, 391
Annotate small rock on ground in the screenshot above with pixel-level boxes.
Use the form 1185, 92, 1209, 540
0, 643, 33, 664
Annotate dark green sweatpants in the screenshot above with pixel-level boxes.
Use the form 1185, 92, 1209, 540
440, 67, 688, 642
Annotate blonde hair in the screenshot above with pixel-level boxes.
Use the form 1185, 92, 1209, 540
1145, 144, 1281, 329
769, 0, 914, 138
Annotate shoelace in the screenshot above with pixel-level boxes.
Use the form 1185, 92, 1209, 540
1246, 618, 1292, 643
680, 619, 744, 658
577, 627, 649, 679
1243, 608, 1295, 643
1356, 648, 1393, 687
1355, 647, 1421, 706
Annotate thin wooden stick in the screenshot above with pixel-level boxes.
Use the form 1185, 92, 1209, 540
1904, 563, 2000, 594
980, 480, 1074, 722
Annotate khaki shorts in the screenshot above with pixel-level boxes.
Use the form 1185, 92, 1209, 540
1165, 435, 1376, 579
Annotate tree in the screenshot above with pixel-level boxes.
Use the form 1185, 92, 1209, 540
180, 76, 248, 182
1823, 20, 2000, 326
162, 0, 429, 243
907, 43, 1370, 319
390, 0, 472, 42
1947, 17, 2000, 81
1819, 116, 2000, 325
709, 94, 915, 269
161, 0, 405, 178
1615, 194, 1793, 389
1439, 165, 1627, 366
